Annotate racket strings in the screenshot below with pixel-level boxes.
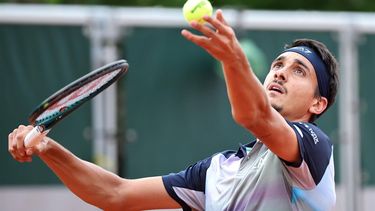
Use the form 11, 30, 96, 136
35, 70, 121, 125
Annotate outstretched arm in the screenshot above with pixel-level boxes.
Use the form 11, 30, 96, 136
8, 125, 180, 211
181, 10, 299, 163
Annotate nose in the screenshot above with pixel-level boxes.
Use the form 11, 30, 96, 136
273, 68, 287, 82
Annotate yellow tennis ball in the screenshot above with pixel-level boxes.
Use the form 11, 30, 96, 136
183, 0, 213, 24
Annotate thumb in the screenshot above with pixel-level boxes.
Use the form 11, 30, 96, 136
35, 137, 49, 154
26, 136, 49, 156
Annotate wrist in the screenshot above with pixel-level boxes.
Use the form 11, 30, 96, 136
222, 48, 250, 70
222, 57, 251, 74
37, 137, 54, 156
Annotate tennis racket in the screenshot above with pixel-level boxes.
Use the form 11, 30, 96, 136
24, 60, 129, 148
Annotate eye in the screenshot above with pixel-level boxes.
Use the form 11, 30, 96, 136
294, 67, 305, 76
272, 62, 283, 70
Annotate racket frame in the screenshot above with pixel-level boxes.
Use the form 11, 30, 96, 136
24, 60, 128, 147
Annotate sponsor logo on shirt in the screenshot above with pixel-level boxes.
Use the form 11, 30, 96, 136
300, 123, 319, 144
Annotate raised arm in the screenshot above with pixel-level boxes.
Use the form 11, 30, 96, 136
8, 125, 180, 211
181, 10, 299, 163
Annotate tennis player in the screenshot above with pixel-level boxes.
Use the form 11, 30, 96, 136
8, 9, 338, 211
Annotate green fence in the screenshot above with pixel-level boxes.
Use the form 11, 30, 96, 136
359, 34, 375, 186
0, 25, 91, 184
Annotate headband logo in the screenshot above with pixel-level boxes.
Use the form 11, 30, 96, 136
294, 46, 312, 54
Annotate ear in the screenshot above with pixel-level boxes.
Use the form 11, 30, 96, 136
309, 97, 328, 115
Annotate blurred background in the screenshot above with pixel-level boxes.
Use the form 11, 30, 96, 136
0, 0, 374, 211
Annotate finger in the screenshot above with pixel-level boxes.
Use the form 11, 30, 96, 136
16, 125, 33, 143
17, 124, 26, 130
216, 9, 228, 26
26, 146, 40, 156
26, 148, 34, 156
16, 157, 32, 163
189, 21, 217, 40
181, 29, 210, 46
16, 156, 32, 162
21, 155, 32, 162
181, 29, 224, 60
10, 129, 18, 153
9, 153, 22, 162
203, 15, 233, 38
9, 129, 16, 140
15, 127, 27, 156
8, 129, 17, 154
9, 127, 34, 163
11, 151, 32, 162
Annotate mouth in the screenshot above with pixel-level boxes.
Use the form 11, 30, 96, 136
267, 83, 285, 94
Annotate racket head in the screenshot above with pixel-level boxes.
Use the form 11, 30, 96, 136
28, 60, 128, 130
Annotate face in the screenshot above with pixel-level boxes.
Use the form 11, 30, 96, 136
263, 52, 320, 122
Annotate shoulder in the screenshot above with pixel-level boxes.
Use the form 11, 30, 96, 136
288, 121, 330, 146
285, 121, 334, 186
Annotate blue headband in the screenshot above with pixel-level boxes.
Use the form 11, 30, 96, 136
283, 46, 330, 99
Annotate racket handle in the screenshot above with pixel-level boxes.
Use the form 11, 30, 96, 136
24, 126, 49, 148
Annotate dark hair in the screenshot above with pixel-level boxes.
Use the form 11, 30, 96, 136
285, 39, 339, 122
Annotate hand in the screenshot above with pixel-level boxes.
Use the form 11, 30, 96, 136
181, 9, 247, 65
8, 125, 49, 163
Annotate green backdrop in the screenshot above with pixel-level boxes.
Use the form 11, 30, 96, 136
0, 25, 91, 184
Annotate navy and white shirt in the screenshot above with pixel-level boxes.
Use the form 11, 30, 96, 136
162, 121, 335, 211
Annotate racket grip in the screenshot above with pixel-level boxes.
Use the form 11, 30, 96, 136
24, 126, 49, 148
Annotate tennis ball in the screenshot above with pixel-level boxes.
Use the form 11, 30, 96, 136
183, 0, 213, 24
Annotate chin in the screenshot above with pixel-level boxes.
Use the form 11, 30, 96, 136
271, 103, 283, 112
